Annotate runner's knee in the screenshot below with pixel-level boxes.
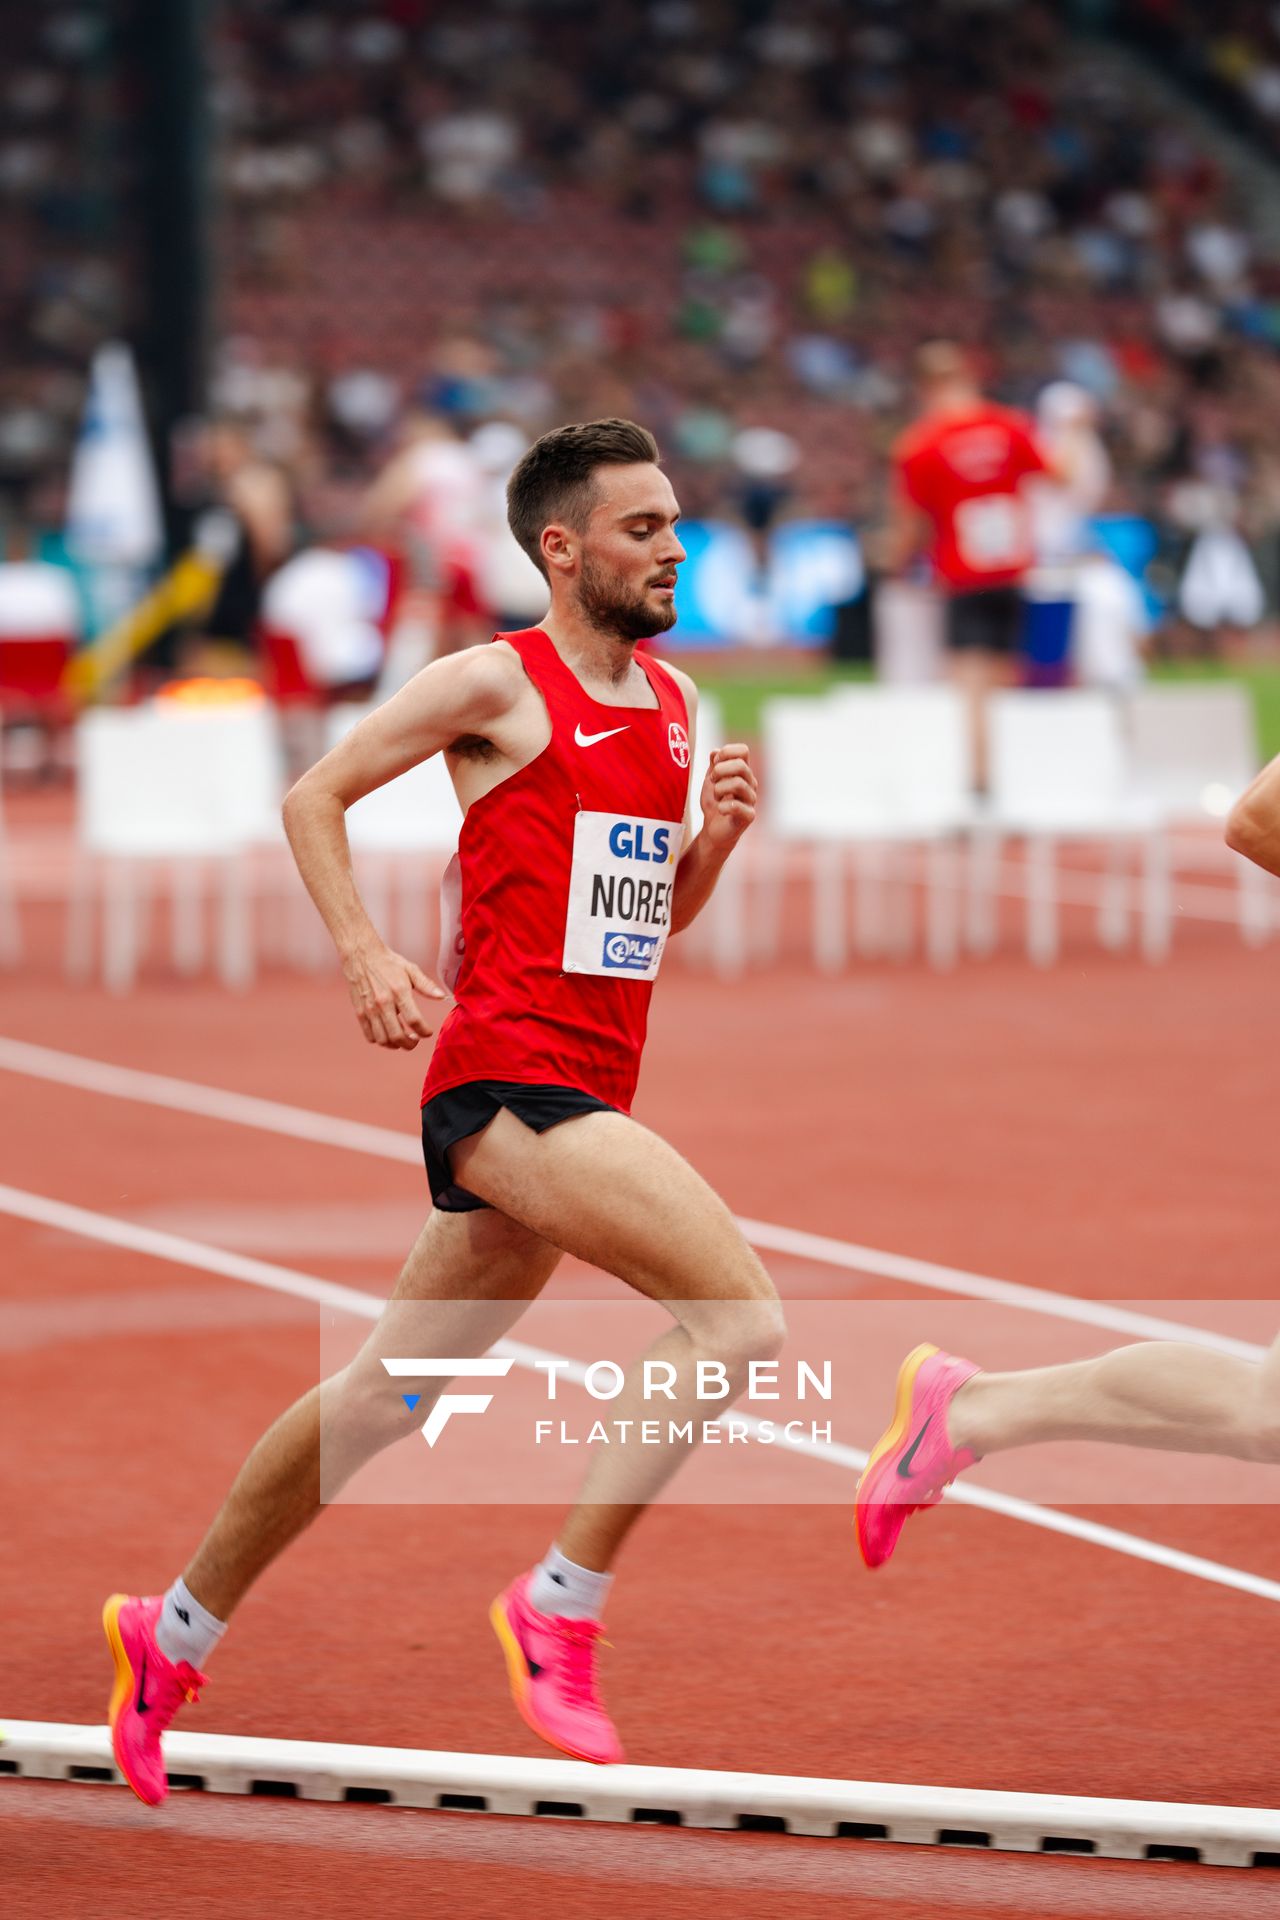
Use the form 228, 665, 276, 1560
694, 1297, 788, 1377
326, 1361, 444, 1450
742, 1298, 788, 1365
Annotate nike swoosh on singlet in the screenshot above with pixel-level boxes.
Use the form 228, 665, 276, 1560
574, 724, 630, 748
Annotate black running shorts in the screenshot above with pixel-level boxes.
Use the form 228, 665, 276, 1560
420, 1079, 618, 1212
945, 585, 1025, 655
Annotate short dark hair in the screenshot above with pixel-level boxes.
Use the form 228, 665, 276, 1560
507, 418, 661, 578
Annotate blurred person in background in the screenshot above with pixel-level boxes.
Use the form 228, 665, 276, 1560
1026, 382, 1116, 686
1030, 382, 1112, 569
259, 547, 390, 697
184, 418, 294, 678
362, 411, 490, 656
884, 343, 1052, 786
1175, 482, 1266, 652
729, 425, 801, 644
468, 420, 550, 631
1070, 543, 1151, 692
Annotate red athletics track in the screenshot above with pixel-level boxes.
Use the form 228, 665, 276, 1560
3, 889, 1280, 1917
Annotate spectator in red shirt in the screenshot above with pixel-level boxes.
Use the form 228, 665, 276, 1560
885, 342, 1051, 787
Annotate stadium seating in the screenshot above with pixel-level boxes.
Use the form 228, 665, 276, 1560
5, 1, 1269, 575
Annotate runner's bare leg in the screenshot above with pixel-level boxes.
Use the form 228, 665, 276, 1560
182, 1208, 562, 1619
451, 1108, 785, 1572
948, 646, 1016, 791
947, 1333, 1280, 1462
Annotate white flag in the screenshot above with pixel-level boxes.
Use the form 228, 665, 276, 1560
65, 343, 163, 570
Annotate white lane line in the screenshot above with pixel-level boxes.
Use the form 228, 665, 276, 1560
0, 1036, 1264, 1361
3, 1179, 1279, 1608
0, 1036, 420, 1164
0, 1185, 379, 1322
737, 1218, 1264, 1360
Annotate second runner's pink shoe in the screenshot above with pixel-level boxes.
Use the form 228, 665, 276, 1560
855, 1344, 981, 1569
103, 1594, 206, 1805
490, 1572, 624, 1764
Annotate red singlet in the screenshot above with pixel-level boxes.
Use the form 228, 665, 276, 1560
893, 402, 1047, 592
422, 628, 692, 1114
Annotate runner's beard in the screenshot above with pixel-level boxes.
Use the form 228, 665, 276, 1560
578, 552, 677, 642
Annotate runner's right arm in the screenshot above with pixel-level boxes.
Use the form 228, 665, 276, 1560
282, 646, 525, 1048
1226, 751, 1280, 878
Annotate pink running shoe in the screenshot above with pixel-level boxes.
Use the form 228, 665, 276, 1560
855, 1344, 981, 1570
490, 1573, 623, 1765
102, 1594, 205, 1805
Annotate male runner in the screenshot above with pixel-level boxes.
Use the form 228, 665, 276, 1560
885, 343, 1052, 786
104, 418, 782, 1803
855, 748, 1280, 1568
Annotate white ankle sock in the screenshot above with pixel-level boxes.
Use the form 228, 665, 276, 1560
528, 1545, 613, 1621
155, 1577, 227, 1669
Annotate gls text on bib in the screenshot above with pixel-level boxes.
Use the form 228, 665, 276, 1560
562, 810, 684, 981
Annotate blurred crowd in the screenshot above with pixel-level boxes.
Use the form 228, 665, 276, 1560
1, 9, 132, 543
1118, 0, 1280, 167
5, 0, 1280, 625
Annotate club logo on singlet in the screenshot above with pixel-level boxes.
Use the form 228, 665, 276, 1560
668, 722, 690, 768
563, 811, 684, 981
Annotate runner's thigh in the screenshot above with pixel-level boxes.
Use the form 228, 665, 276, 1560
348, 1204, 563, 1386
391, 1204, 562, 1303
449, 1108, 778, 1314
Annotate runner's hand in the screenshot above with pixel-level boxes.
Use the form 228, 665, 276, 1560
700, 744, 757, 853
341, 941, 446, 1049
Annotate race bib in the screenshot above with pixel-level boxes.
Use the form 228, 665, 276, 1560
954, 494, 1026, 571
563, 810, 684, 981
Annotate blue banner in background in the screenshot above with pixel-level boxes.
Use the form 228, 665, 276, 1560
665, 515, 1160, 649
667, 520, 864, 649
1089, 514, 1164, 619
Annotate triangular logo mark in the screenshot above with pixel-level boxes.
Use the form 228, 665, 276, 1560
402, 1394, 421, 1412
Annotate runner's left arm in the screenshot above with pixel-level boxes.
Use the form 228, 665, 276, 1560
1226, 751, 1280, 878
666, 672, 758, 934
